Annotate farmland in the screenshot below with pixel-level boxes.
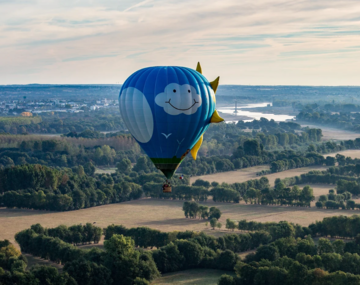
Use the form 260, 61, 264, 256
190, 165, 328, 186
301, 124, 360, 141
4, 150, 360, 247
1, 195, 356, 248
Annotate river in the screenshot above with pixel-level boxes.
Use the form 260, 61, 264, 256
218, 102, 295, 122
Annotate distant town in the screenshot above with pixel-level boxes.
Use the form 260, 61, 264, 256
0, 98, 118, 116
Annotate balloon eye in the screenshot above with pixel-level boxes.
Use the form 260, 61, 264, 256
188, 90, 190, 93
173, 89, 176, 93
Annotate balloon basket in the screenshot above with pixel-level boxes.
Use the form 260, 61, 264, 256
163, 186, 172, 193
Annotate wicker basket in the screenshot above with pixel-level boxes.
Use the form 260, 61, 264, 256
163, 186, 172, 193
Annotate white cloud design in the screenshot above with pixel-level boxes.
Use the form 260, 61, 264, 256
155, 83, 202, 115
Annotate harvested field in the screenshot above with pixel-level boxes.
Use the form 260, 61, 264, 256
152, 269, 233, 285
301, 124, 360, 141
307, 184, 334, 200
190, 165, 328, 186
326, 149, 360, 159
190, 165, 269, 185
1, 198, 357, 247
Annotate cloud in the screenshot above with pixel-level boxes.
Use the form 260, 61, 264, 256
0, 0, 359, 84
155, 83, 202, 115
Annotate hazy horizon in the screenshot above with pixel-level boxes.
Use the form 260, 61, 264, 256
2, 83, 360, 87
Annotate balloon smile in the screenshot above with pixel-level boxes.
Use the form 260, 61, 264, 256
165, 99, 199, 111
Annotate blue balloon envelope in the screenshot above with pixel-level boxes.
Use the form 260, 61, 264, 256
119, 63, 223, 178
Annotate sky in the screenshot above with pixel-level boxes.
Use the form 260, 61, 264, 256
0, 0, 360, 85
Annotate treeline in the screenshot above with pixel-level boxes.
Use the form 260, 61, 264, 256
297, 110, 360, 132
237, 220, 311, 240
0, 239, 75, 285
206, 178, 314, 207
181, 135, 360, 177
315, 189, 355, 210
198, 118, 323, 157
268, 152, 325, 174
237, 215, 360, 241
15, 216, 360, 285
15, 229, 159, 285
182, 140, 319, 176
16, 223, 275, 283
309, 215, 360, 239
219, 215, 360, 284
0, 135, 139, 169
0, 164, 187, 211
221, 237, 360, 285
321, 103, 360, 112
279, 167, 360, 211
0, 111, 125, 134
182, 202, 221, 220
103, 224, 272, 254
30, 223, 102, 245
277, 162, 360, 195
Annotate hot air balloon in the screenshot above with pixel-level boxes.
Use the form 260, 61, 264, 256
119, 63, 224, 192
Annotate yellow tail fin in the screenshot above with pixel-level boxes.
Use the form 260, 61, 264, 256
190, 135, 203, 160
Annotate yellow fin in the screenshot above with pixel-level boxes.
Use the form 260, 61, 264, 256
190, 135, 203, 160
210, 109, 224, 123
196, 62, 202, 74
210, 76, 220, 94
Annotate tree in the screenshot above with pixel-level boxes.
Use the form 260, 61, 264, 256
244, 139, 262, 156
64, 259, 112, 285
269, 221, 295, 240
218, 250, 237, 270
308, 144, 316, 152
84, 162, 96, 176
332, 240, 345, 255
325, 156, 336, 166
218, 274, 235, 285
32, 265, 75, 285
336, 154, 346, 166
318, 238, 334, 254
300, 185, 315, 206
210, 218, 217, 230
254, 245, 279, 262
319, 195, 328, 203
104, 234, 134, 256
347, 200, 356, 210
198, 206, 209, 219
133, 156, 150, 173
216, 222, 222, 230
209, 207, 221, 220
234, 262, 257, 284
117, 158, 132, 174
287, 261, 309, 285
226, 219, 236, 231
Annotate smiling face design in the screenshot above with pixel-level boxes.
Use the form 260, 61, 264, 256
155, 83, 202, 115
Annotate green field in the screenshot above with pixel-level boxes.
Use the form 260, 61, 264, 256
152, 269, 233, 285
